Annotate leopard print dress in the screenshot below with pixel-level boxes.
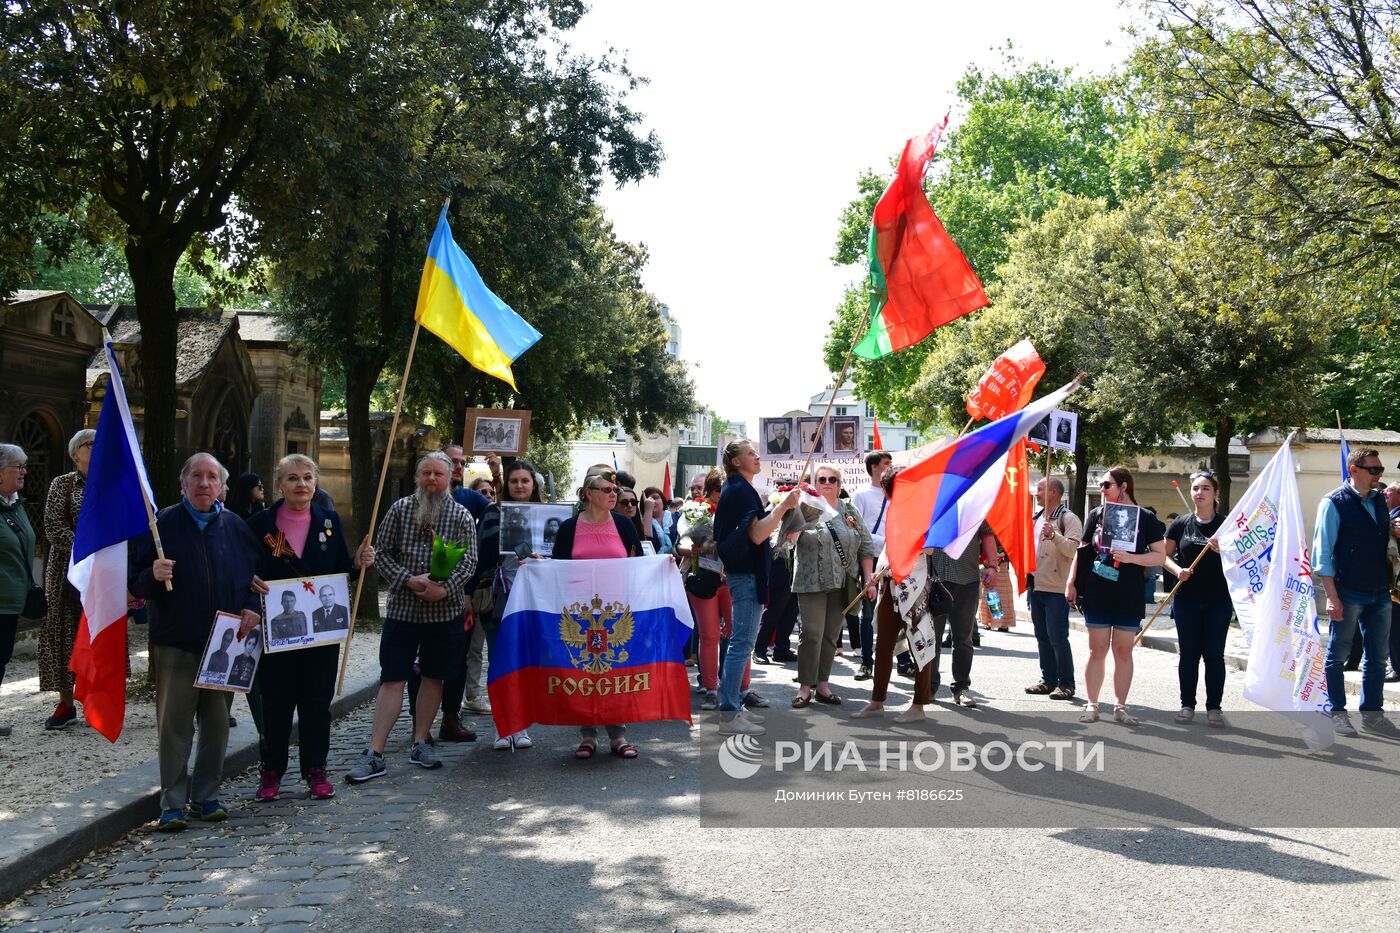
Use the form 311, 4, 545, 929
39, 471, 83, 693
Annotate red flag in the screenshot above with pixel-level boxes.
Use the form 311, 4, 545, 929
663, 462, 672, 498
854, 115, 989, 358
872, 418, 884, 451
984, 440, 1036, 594
965, 339, 1046, 422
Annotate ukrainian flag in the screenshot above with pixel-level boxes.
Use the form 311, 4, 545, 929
414, 206, 542, 389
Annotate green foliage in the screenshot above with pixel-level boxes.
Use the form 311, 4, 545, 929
25, 229, 254, 307
708, 408, 727, 447
525, 434, 575, 502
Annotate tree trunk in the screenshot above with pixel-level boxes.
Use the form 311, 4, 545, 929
1214, 415, 1235, 512
344, 367, 379, 617
126, 243, 183, 506
1072, 444, 1091, 519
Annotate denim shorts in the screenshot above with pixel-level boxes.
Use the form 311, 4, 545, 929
379, 617, 465, 682
1082, 612, 1141, 632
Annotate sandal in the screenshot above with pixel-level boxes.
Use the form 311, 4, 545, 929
1113, 705, 1139, 727
574, 741, 597, 759
813, 691, 842, 705
1079, 706, 1100, 723
611, 742, 639, 759
1025, 682, 1055, 695
791, 695, 812, 709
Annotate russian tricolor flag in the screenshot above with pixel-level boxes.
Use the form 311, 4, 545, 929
67, 332, 156, 742
885, 378, 1081, 582
488, 555, 693, 737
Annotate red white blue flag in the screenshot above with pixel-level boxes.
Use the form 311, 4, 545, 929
885, 378, 1081, 582
488, 555, 694, 736
67, 332, 156, 742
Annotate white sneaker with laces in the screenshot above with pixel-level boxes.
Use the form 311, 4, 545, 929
719, 715, 765, 736
513, 731, 533, 748
493, 733, 511, 751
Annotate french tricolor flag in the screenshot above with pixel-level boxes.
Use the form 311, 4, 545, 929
885, 377, 1082, 582
67, 332, 156, 742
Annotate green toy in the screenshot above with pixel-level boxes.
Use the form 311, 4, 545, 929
430, 534, 468, 582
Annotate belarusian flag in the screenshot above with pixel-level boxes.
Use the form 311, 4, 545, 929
854, 117, 988, 359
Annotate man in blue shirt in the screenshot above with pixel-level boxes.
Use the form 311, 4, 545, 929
444, 445, 489, 521
1385, 481, 1400, 683
1312, 447, 1396, 737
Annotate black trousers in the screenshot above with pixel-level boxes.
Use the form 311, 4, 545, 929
0, 613, 17, 686
258, 644, 339, 778
757, 561, 799, 656
928, 580, 979, 695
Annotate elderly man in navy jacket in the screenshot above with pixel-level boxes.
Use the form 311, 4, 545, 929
131, 452, 262, 832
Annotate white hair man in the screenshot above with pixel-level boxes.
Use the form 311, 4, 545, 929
347, 451, 478, 782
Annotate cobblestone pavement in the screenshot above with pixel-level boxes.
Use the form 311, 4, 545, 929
2, 695, 468, 933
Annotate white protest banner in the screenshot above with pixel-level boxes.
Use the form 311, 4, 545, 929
1216, 440, 1332, 749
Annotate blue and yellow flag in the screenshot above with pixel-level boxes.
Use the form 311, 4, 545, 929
414, 207, 542, 389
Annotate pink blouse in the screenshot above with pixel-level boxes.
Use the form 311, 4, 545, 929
572, 517, 627, 560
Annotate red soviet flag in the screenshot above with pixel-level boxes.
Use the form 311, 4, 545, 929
872, 418, 884, 451
965, 339, 1046, 422
983, 440, 1036, 594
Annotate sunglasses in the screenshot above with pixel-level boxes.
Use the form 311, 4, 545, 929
1099, 480, 1118, 489
617, 498, 638, 507
1190, 470, 1214, 479
815, 476, 840, 484
1357, 465, 1385, 476
589, 484, 618, 495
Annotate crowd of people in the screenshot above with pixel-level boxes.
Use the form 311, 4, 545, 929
0, 430, 1397, 829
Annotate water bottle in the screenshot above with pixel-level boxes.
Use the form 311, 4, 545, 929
986, 587, 1004, 620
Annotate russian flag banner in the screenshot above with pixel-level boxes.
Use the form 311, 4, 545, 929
488, 555, 694, 737
885, 378, 1081, 583
67, 334, 157, 742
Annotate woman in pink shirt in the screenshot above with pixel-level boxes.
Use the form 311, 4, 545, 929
551, 471, 644, 759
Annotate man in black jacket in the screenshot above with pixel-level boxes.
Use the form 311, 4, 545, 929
130, 453, 262, 832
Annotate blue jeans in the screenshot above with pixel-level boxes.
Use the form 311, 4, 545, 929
720, 574, 762, 714
1174, 597, 1231, 710
1325, 588, 1392, 712
1029, 590, 1074, 688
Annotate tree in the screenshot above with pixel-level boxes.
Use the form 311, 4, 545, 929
238, 0, 682, 606
2, 1, 348, 500
825, 57, 1160, 423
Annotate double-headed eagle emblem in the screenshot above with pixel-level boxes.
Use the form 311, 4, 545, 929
559, 595, 634, 674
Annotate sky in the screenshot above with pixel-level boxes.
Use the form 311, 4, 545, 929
568, 0, 1141, 437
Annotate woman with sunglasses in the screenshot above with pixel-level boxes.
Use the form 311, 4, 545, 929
552, 472, 644, 759
614, 488, 649, 549
1164, 472, 1230, 727
1067, 466, 1166, 725
791, 466, 877, 708
473, 458, 544, 750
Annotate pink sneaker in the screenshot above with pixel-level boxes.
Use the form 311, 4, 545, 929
255, 770, 280, 802
307, 768, 335, 800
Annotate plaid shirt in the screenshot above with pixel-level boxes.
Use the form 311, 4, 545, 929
374, 494, 478, 624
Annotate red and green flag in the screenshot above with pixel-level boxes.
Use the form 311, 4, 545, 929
853, 117, 989, 360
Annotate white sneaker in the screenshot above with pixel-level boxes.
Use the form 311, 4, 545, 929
1332, 710, 1358, 737
719, 715, 765, 736
738, 708, 766, 725
493, 733, 511, 750
513, 731, 533, 748
464, 696, 492, 714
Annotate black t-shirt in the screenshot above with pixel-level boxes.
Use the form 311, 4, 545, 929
1077, 504, 1166, 620
1166, 513, 1229, 604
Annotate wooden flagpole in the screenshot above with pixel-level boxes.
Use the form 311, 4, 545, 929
337, 322, 422, 695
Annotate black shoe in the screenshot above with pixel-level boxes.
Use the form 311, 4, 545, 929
752, 651, 773, 665
896, 662, 916, 679
771, 651, 797, 663
940, 637, 952, 649
228, 715, 238, 728
854, 665, 873, 681
1386, 670, 1400, 683
972, 634, 982, 648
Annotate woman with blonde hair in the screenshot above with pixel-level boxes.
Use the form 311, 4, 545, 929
39, 429, 95, 730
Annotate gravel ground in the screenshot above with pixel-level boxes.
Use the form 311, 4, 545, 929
0, 620, 384, 824
312, 620, 1400, 933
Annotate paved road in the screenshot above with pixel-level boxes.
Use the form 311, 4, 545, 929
4, 624, 1398, 932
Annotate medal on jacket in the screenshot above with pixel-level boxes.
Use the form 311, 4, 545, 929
323, 518, 333, 538
264, 531, 295, 559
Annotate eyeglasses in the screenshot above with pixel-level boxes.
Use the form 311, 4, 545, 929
815, 476, 840, 485
1357, 465, 1385, 476
1099, 480, 1117, 489
78, 441, 93, 450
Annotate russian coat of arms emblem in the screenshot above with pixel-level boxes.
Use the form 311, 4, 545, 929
558, 595, 634, 674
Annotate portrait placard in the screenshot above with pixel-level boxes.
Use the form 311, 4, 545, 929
760, 417, 796, 458
1101, 502, 1141, 552
498, 502, 574, 558
196, 611, 262, 693
1050, 410, 1078, 452
1028, 414, 1051, 447
262, 573, 352, 653
797, 417, 827, 456
830, 416, 863, 455
464, 408, 531, 456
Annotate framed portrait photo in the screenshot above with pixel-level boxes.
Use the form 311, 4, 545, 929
830, 416, 862, 455
262, 573, 352, 653
465, 408, 531, 456
760, 417, 795, 458
1028, 414, 1052, 448
797, 417, 826, 456
196, 611, 262, 693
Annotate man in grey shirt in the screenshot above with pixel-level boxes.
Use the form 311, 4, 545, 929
927, 522, 1000, 708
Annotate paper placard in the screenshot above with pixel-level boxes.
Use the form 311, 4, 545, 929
499, 502, 573, 558
262, 573, 351, 653
465, 408, 531, 456
196, 611, 262, 692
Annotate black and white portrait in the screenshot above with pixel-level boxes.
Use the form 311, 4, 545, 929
1102, 502, 1140, 551
263, 573, 352, 653
197, 612, 260, 693
1028, 414, 1051, 447
762, 418, 793, 456
500, 503, 573, 558
1050, 410, 1078, 452
798, 417, 826, 456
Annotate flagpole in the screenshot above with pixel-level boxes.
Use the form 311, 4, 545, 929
337, 320, 423, 696
1134, 543, 1212, 645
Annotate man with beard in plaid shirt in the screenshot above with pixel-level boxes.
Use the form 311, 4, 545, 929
347, 451, 478, 783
